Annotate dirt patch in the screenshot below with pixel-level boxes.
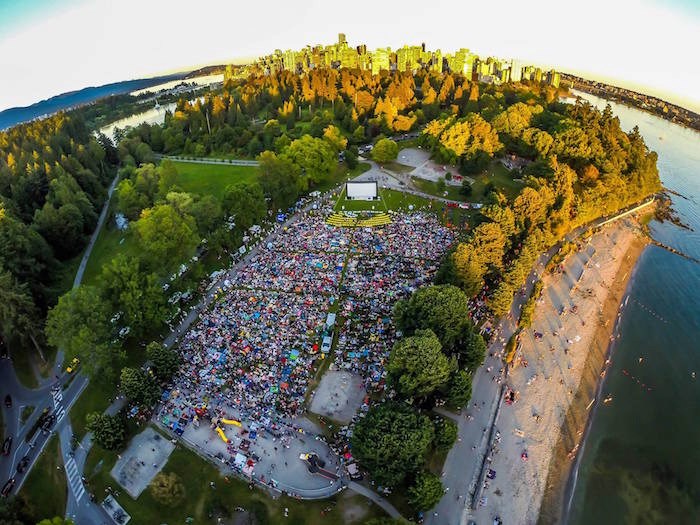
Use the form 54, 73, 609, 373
309, 370, 365, 424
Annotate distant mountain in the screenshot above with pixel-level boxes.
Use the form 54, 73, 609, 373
0, 73, 189, 131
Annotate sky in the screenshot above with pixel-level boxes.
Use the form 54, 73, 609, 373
0, 0, 699, 113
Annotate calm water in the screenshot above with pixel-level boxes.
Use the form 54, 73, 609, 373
567, 92, 700, 524
0, 73, 185, 130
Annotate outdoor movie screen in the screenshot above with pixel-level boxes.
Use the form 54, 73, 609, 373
346, 181, 378, 200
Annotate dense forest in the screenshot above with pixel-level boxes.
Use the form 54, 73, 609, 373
0, 114, 117, 354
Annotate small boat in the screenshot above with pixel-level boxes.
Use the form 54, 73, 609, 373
603, 395, 613, 404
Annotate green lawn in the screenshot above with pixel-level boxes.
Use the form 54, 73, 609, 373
411, 177, 467, 201
84, 433, 384, 525
170, 161, 259, 197
469, 161, 524, 201
80, 219, 141, 286
382, 160, 414, 174
19, 436, 66, 521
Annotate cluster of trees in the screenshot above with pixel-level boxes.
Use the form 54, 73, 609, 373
352, 285, 481, 512
0, 114, 116, 358
429, 96, 660, 315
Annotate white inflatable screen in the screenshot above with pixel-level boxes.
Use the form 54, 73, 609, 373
346, 181, 377, 200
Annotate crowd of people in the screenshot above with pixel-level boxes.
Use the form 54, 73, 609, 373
160, 205, 455, 451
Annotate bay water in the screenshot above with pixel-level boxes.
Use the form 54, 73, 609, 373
566, 92, 700, 524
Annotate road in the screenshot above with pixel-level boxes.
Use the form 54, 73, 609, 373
154, 154, 259, 166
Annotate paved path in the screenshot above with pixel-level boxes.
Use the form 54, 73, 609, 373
73, 172, 120, 288
155, 154, 259, 166
347, 481, 402, 519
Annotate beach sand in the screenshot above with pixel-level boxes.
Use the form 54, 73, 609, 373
469, 218, 648, 525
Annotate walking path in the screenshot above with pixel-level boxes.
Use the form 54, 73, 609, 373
154, 154, 259, 166
347, 481, 402, 519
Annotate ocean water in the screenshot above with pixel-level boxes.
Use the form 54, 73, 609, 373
567, 93, 700, 523
0, 74, 185, 131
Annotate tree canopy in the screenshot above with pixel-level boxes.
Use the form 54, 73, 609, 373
351, 402, 434, 487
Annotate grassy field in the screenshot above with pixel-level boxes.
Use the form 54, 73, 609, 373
469, 161, 524, 201
84, 433, 384, 525
411, 177, 467, 201
19, 436, 66, 521
80, 218, 141, 286
170, 161, 259, 196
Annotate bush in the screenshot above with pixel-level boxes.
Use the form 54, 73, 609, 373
149, 472, 185, 506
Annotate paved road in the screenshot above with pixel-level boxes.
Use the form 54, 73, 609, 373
155, 154, 259, 166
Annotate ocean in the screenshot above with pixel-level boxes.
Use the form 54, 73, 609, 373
0, 74, 186, 131
566, 92, 700, 523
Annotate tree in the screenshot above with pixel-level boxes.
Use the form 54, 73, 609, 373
408, 471, 444, 511
394, 285, 471, 353
387, 329, 452, 399
371, 138, 399, 164
446, 370, 473, 409
146, 342, 180, 382
489, 281, 515, 317
86, 412, 126, 450
133, 204, 199, 271
461, 331, 487, 372
222, 183, 267, 230
150, 472, 186, 506
322, 125, 348, 152
257, 151, 301, 211
0, 493, 35, 525
0, 271, 44, 357
33, 203, 85, 259
100, 255, 170, 337
120, 367, 160, 407
283, 135, 336, 190
351, 402, 434, 487
433, 416, 458, 452
45, 286, 122, 378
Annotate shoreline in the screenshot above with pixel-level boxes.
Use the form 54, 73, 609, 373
537, 225, 649, 525
469, 216, 649, 525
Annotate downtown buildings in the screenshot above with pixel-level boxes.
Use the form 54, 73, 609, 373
249, 34, 560, 88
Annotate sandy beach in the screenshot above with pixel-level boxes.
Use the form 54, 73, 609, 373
470, 217, 648, 525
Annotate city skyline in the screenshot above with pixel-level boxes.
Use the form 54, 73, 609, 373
0, 0, 699, 113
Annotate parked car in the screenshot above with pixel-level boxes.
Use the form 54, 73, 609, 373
458, 202, 470, 209
1, 478, 15, 498
446, 202, 458, 208
41, 414, 56, 432
3, 395, 10, 408
16, 456, 29, 474
1, 437, 11, 456
66, 357, 80, 374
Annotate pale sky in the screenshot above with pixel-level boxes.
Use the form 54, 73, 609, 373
0, 0, 699, 113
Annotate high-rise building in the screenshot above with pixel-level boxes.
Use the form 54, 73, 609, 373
371, 48, 391, 75
510, 59, 522, 82
251, 34, 559, 85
